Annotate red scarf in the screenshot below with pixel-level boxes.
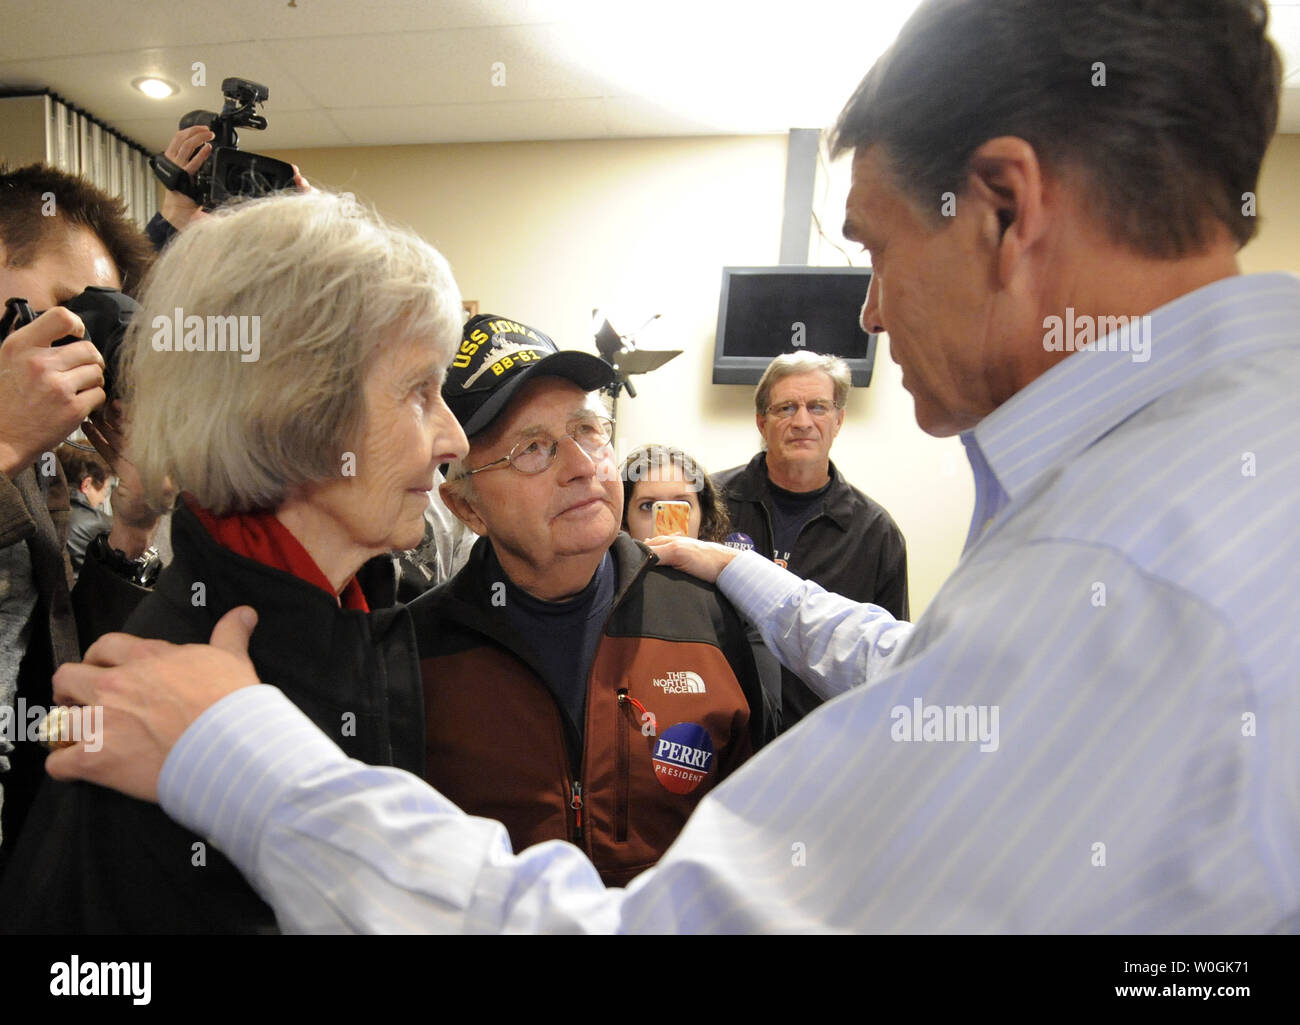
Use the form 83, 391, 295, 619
187, 497, 369, 612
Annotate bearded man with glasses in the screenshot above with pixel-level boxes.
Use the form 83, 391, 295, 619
715, 351, 909, 731
412, 315, 773, 886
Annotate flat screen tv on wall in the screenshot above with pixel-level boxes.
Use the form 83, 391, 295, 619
712, 266, 877, 386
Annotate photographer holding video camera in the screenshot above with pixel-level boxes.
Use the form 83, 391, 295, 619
0, 163, 161, 869
146, 77, 305, 249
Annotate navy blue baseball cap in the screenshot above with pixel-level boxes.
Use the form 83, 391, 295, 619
444, 314, 614, 437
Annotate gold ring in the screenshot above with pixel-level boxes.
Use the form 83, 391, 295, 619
41, 706, 78, 751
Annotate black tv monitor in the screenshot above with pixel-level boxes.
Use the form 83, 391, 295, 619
712, 266, 877, 386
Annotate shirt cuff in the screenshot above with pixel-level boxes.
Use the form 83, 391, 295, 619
145, 211, 178, 252
158, 684, 348, 875
717, 548, 808, 621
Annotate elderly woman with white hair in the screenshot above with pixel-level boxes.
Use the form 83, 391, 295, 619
0, 191, 468, 933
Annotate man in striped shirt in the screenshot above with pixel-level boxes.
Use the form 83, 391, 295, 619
41, 0, 1300, 933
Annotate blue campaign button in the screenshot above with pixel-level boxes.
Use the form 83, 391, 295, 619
651, 722, 715, 795
723, 532, 755, 551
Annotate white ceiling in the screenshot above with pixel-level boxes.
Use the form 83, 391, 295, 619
0, 0, 1297, 153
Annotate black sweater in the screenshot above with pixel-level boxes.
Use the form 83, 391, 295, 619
715, 453, 909, 730
0, 503, 423, 933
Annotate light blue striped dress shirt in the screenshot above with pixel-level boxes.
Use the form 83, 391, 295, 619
160, 272, 1300, 933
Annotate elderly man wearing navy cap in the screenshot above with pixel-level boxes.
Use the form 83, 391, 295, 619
409, 314, 773, 886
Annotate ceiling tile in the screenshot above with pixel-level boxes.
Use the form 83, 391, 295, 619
271, 24, 612, 110
1268, 2, 1300, 73
0, 1, 1294, 148
0, 41, 318, 120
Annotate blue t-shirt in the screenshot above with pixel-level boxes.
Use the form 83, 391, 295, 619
765, 476, 831, 567
489, 545, 616, 757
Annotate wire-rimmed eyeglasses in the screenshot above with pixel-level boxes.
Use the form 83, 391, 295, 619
764, 399, 840, 420
463, 415, 616, 477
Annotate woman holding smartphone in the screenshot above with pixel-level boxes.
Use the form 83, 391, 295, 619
619, 444, 731, 543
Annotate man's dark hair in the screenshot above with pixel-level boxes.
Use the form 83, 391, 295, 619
55, 442, 110, 489
829, 0, 1282, 257
0, 163, 154, 296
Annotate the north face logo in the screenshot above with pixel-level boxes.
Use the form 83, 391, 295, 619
652, 671, 706, 695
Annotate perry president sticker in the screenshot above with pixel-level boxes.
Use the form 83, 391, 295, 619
651, 722, 715, 795
723, 532, 754, 552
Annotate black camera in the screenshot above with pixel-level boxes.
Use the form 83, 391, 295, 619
150, 76, 296, 209
0, 287, 139, 399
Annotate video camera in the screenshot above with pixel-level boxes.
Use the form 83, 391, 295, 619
0, 287, 139, 399
150, 76, 296, 209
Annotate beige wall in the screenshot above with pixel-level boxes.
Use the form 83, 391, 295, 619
1241, 132, 1300, 278
267, 131, 1299, 616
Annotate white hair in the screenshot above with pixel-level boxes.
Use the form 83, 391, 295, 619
121, 190, 462, 514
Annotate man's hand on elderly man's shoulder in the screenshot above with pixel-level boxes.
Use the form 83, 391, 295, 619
644, 534, 740, 585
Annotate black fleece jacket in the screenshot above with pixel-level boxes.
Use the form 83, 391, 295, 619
0, 503, 422, 934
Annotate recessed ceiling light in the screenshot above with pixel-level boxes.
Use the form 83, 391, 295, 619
133, 77, 177, 99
